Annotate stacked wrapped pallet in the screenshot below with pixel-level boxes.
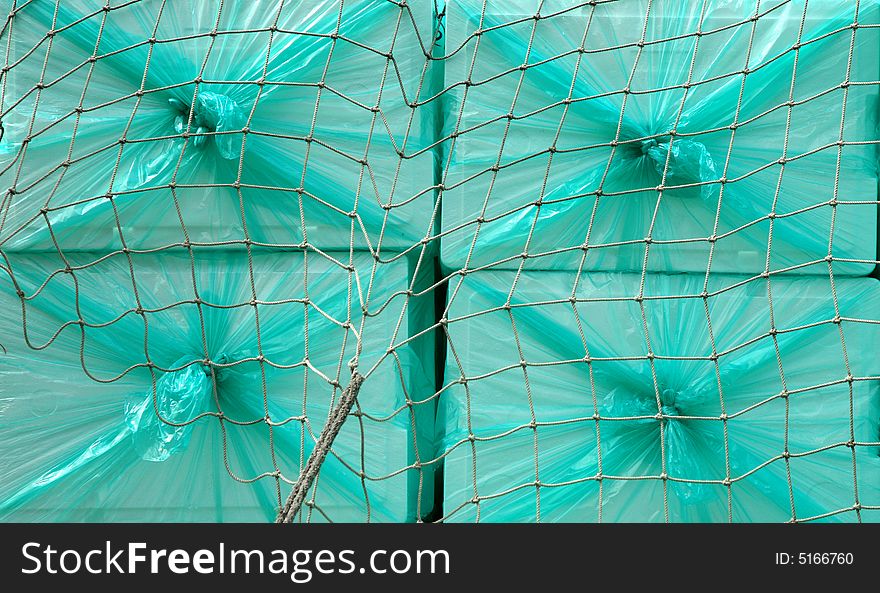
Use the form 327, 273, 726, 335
0, 0, 440, 522
437, 0, 880, 521
2, 0, 878, 524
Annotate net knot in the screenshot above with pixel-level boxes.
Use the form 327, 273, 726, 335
169, 92, 246, 160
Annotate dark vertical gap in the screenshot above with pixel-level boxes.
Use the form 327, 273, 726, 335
422, 1, 447, 523
872, 173, 880, 280
873, 177, 880, 457
422, 255, 447, 523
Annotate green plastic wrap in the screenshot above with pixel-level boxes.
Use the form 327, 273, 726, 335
440, 0, 879, 273
439, 271, 880, 521
2, 0, 877, 526
0, 250, 434, 521
0, 0, 439, 253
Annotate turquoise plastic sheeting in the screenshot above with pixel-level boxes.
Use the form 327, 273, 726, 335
439, 271, 880, 521
0, 0, 439, 253
0, 251, 434, 522
440, 0, 879, 274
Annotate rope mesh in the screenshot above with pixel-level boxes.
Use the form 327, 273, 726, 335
0, 0, 878, 523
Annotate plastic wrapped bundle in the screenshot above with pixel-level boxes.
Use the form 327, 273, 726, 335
0, 251, 434, 522
0, 0, 439, 254
439, 271, 880, 521
440, 0, 879, 274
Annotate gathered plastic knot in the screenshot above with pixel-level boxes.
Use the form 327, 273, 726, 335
169, 92, 246, 160
125, 357, 214, 462
659, 387, 680, 419
639, 137, 717, 197
616, 383, 712, 499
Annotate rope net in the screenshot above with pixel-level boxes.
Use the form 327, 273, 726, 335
0, 0, 878, 523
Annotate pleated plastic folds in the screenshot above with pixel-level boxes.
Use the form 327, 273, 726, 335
1, 0, 879, 523
0, 251, 435, 521
440, 0, 879, 273
0, 0, 439, 522
435, 0, 880, 522
439, 272, 880, 521
0, 0, 438, 253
